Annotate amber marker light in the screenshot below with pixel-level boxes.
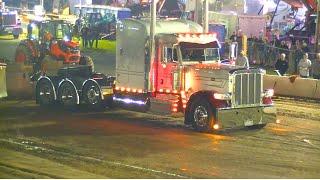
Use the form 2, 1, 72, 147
213, 124, 220, 130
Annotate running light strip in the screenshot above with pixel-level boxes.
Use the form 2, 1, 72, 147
113, 97, 146, 105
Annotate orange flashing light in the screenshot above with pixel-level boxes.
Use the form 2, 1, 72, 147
173, 104, 178, 107
121, 87, 126, 92
183, 104, 187, 109
115, 87, 120, 91
138, 89, 143, 93
132, 89, 137, 93
126, 88, 131, 92
159, 89, 164, 93
213, 124, 220, 130
172, 108, 178, 112
165, 89, 171, 93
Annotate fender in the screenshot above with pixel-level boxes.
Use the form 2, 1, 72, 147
81, 79, 104, 100
35, 76, 57, 103
58, 78, 80, 104
184, 90, 228, 125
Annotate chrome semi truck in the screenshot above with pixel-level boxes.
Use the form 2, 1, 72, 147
35, 18, 277, 132
113, 19, 277, 131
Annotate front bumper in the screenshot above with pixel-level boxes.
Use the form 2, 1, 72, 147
216, 105, 277, 129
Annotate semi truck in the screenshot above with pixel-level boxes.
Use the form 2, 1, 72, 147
35, 18, 277, 132
114, 18, 276, 131
0, 5, 23, 39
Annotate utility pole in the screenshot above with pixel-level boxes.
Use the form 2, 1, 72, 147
150, 0, 156, 63
203, 0, 208, 33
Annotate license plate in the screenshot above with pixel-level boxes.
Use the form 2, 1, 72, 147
244, 120, 254, 127
102, 88, 113, 95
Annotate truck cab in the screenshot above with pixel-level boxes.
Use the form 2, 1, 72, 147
115, 19, 276, 131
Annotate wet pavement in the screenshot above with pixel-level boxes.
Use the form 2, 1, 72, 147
0, 98, 319, 178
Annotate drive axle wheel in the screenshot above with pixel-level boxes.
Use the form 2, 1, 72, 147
190, 99, 215, 132
58, 81, 78, 107
82, 82, 103, 110
37, 79, 56, 106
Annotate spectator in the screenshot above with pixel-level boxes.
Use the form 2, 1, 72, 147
230, 31, 237, 42
275, 53, 288, 76
27, 20, 33, 39
302, 41, 309, 53
93, 28, 100, 48
298, 53, 312, 78
236, 50, 249, 68
88, 27, 95, 48
81, 25, 89, 48
312, 53, 320, 79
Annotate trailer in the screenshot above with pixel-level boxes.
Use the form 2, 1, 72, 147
35, 65, 114, 109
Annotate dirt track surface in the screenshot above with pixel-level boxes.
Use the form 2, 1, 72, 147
0, 98, 319, 178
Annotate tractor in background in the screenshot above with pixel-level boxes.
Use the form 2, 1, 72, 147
14, 20, 92, 75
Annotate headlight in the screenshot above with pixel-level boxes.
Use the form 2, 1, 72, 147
213, 93, 231, 100
263, 89, 274, 98
63, 36, 70, 41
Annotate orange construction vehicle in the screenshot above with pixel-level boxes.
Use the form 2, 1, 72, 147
15, 20, 81, 68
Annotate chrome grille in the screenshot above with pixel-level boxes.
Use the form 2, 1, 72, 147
233, 73, 262, 107
3, 14, 16, 26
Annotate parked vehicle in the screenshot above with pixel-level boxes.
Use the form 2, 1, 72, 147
14, 20, 91, 69
0, 9, 22, 39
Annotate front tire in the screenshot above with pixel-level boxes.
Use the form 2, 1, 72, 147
79, 56, 94, 72
190, 98, 215, 132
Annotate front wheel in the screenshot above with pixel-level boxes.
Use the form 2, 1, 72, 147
190, 98, 215, 132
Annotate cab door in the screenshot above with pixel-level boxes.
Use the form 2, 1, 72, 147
157, 45, 180, 92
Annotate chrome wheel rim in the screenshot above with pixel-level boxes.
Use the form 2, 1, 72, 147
86, 86, 100, 105
193, 105, 208, 127
61, 85, 76, 106
39, 83, 52, 104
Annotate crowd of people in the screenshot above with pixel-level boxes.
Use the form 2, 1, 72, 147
229, 29, 320, 79
80, 24, 100, 49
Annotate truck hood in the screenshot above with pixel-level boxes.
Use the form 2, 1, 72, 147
184, 63, 263, 94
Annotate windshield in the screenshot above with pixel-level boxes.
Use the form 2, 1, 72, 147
181, 48, 220, 62
56, 23, 71, 40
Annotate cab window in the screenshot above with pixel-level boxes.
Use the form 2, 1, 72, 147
163, 46, 177, 63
